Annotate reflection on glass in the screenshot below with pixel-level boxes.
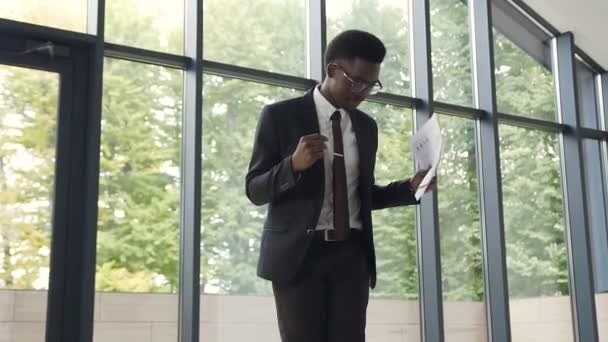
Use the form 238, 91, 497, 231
437, 115, 486, 341
576, 61, 599, 129
494, 31, 556, 121
203, 0, 306, 77
105, 0, 184, 54
500, 125, 573, 342
326, 0, 411, 96
0, 0, 86, 32
430, 0, 474, 107
0, 65, 58, 341
94, 58, 182, 342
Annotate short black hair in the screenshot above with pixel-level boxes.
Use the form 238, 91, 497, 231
324, 30, 386, 66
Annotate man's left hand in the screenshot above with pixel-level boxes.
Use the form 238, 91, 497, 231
409, 168, 437, 194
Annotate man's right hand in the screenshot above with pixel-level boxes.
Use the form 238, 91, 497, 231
291, 134, 328, 172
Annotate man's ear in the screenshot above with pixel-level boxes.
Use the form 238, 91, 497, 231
326, 63, 335, 78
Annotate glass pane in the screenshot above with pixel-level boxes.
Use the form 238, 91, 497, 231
430, 0, 474, 107
95, 59, 182, 341
105, 0, 184, 54
494, 31, 556, 121
500, 125, 573, 342
359, 101, 420, 340
576, 61, 599, 129
203, 0, 306, 77
326, 0, 411, 96
0, 0, 86, 32
437, 115, 486, 341
200, 76, 303, 340
0, 64, 59, 341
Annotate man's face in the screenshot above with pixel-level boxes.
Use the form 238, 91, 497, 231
326, 58, 381, 111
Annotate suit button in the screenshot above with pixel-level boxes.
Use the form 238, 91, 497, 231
306, 229, 315, 236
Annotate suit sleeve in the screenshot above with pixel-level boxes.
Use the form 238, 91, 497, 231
371, 178, 419, 210
367, 120, 420, 210
245, 106, 300, 206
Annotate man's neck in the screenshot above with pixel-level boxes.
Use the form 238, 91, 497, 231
319, 81, 339, 109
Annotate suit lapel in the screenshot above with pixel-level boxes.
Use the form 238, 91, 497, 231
297, 88, 325, 182
297, 89, 320, 135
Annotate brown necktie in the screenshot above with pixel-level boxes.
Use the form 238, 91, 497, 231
330, 111, 350, 241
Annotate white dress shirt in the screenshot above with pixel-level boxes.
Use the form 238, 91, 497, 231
313, 86, 362, 231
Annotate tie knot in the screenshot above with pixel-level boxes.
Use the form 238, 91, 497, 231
330, 110, 341, 122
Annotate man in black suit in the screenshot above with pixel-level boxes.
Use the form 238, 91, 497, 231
246, 30, 435, 342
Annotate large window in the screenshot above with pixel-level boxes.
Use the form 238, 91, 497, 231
105, 0, 184, 54
430, 0, 474, 106
359, 100, 421, 339
199, 77, 301, 339
494, 31, 556, 121
326, 0, 411, 96
200, 77, 301, 296
1, 0, 607, 341
0, 0, 86, 32
94, 58, 183, 341
437, 115, 485, 342
359, 101, 417, 299
203, 0, 306, 77
0, 65, 60, 341
500, 125, 573, 342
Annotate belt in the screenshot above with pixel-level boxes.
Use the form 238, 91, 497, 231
307, 228, 362, 242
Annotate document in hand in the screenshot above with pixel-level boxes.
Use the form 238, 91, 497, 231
410, 114, 442, 200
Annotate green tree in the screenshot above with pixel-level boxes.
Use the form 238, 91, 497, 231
203, 0, 306, 76
96, 58, 182, 292
199, 0, 306, 294
95, 0, 183, 292
431, 0, 474, 106
500, 126, 567, 297
0, 67, 58, 289
429, 0, 483, 302
327, 0, 411, 96
200, 77, 304, 294
494, 31, 567, 297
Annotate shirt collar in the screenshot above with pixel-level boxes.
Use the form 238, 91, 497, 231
313, 86, 344, 121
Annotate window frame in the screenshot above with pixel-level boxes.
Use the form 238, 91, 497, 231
0, 0, 606, 341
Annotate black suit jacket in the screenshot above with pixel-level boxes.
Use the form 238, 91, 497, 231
245, 88, 418, 288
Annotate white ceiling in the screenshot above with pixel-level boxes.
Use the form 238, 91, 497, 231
521, 0, 608, 71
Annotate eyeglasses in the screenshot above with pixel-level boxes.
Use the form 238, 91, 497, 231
332, 64, 383, 95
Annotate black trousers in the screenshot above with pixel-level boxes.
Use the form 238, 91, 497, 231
272, 236, 370, 342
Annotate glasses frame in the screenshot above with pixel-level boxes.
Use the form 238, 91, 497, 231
331, 63, 383, 95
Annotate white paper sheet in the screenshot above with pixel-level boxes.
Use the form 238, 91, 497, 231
410, 114, 442, 200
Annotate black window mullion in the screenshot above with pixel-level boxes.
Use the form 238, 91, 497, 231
44, 41, 103, 342
553, 32, 599, 342
469, 0, 511, 341
410, 0, 444, 341
178, 0, 203, 341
